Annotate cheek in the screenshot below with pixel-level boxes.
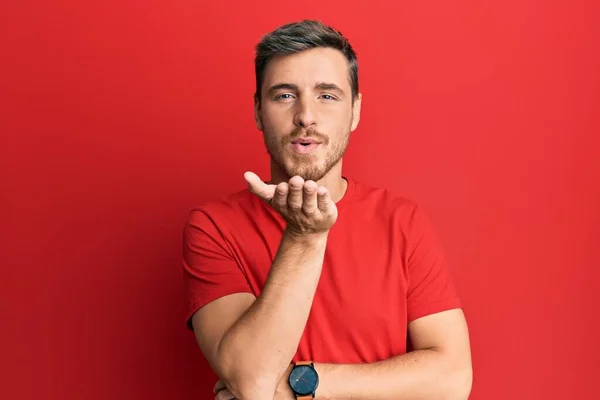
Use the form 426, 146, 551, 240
327, 105, 353, 125
262, 103, 292, 122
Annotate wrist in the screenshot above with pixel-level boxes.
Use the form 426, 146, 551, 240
283, 228, 329, 246
312, 363, 333, 400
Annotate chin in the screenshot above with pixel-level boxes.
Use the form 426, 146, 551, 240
285, 164, 328, 182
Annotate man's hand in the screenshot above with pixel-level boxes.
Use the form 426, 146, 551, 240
214, 364, 295, 400
244, 171, 338, 237
213, 380, 235, 400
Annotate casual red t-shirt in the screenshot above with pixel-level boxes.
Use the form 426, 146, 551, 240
183, 177, 461, 364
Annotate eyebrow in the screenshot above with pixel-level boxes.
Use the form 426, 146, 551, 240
267, 83, 298, 94
315, 82, 345, 95
267, 82, 346, 96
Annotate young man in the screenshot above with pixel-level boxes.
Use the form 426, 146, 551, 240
183, 20, 472, 400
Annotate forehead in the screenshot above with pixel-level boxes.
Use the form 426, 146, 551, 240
262, 47, 350, 91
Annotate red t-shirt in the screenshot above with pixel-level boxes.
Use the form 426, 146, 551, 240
183, 177, 461, 364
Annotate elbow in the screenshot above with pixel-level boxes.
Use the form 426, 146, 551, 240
217, 343, 277, 400
450, 364, 473, 400
220, 374, 275, 400
220, 380, 273, 400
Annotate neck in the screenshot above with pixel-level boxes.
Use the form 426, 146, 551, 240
269, 159, 348, 203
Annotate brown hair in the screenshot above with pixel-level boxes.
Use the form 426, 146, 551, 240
254, 20, 359, 104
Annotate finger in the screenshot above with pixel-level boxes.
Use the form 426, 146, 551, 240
272, 182, 289, 210
244, 171, 275, 201
317, 186, 333, 213
302, 180, 318, 215
213, 380, 226, 394
287, 176, 305, 211
215, 389, 236, 400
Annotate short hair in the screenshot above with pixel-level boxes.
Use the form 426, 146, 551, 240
254, 20, 359, 103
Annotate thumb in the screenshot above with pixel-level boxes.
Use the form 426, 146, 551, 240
244, 171, 275, 200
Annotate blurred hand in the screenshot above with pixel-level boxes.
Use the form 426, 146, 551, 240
213, 384, 235, 400
213, 364, 295, 400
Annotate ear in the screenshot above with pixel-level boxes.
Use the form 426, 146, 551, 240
350, 93, 362, 132
254, 94, 263, 131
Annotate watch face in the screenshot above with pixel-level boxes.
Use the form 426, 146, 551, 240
289, 365, 319, 396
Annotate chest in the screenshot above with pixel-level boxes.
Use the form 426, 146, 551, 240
234, 214, 411, 362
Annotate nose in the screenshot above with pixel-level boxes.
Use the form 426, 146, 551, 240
293, 96, 316, 129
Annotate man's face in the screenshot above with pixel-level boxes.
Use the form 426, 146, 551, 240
255, 47, 362, 182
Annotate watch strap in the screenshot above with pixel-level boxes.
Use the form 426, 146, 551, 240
295, 361, 313, 366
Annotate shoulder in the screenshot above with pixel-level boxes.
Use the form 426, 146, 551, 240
184, 188, 263, 235
189, 188, 254, 216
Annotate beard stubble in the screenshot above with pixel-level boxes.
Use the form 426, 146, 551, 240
263, 125, 351, 182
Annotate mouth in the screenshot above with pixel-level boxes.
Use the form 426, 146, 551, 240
290, 138, 321, 154
291, 138, 321, 146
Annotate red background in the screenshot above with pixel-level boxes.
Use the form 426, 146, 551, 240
2, 1, 599, 399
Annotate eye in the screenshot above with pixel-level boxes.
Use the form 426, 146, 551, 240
320, 94, 337, 101
276, 93, 295, 100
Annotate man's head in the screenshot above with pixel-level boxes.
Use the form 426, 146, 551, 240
254, 20, 362, 182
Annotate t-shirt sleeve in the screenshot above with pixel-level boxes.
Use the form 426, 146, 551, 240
182, 208, 254, 330
405, 204, 462, 322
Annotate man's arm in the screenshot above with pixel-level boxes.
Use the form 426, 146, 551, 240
217, 308, 472, 400
310, 308, 472, 400
192, 173, 338, 400
194, 231, 326, 400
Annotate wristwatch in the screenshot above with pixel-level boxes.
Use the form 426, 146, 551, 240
288, 361, 319, 399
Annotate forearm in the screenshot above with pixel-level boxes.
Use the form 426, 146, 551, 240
218, 230, 327, 398
315, 349, 472, 400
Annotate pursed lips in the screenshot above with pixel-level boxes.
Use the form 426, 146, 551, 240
291, 138, 322, 145
290, 138, 322, 154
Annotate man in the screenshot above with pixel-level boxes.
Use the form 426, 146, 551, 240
183, 20, 472, 400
